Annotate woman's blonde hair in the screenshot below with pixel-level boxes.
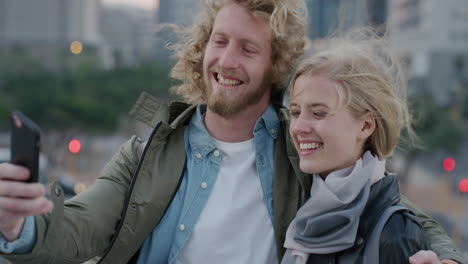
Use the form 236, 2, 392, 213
169, 0, 308, 104
289, 28, 415, 159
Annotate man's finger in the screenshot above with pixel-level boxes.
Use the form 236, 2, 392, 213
0, 202, 53, 221
0, 211, 28, 225
0, 196, 52, 214
0, 181, 45, 198
0, 163, 30, 181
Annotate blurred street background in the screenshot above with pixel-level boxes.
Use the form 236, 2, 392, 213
0, 0, 467, 263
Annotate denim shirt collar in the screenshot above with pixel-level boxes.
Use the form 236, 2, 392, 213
254, 104, 279, 139
188, 104, 279, 155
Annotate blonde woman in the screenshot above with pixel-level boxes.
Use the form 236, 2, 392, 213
282, 29, 430, 264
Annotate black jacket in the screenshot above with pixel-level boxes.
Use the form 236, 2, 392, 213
306, 175, 430, 264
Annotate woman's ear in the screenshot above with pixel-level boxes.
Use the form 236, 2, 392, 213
359, 112, 375, 140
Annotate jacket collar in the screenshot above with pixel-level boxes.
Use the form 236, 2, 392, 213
129, 92, 195, 127
358, 174, 401, 238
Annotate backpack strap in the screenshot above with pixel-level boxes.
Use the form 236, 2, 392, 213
363, 205, 419, 263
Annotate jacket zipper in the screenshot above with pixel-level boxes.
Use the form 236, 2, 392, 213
98, 121, 162, 263
128, 158, 187, 264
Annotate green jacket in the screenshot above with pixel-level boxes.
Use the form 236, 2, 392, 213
4, 92, 464, 263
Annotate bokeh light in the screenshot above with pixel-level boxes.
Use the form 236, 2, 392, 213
74, 183, 87, 194
458, 179, 468, 193
70, 41, 83, 55
68, 139, 82, 154
442, 158, 456, 172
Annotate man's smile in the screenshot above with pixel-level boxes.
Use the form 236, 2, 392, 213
214, 73, 244, 86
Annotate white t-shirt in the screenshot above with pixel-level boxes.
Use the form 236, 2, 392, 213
175, 138, 277, 264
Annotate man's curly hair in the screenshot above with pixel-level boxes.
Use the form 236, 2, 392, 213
169, 0, 308, 104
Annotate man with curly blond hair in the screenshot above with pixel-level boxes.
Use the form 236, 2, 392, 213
0, 0, 463, 263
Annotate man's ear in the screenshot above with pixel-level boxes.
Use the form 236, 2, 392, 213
359, 112, 376, 140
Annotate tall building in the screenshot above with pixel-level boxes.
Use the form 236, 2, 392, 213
68, 0, 100, 45
158, 0, 199, 25
155, 0, 200, 61
368, 0, 387, 27
307, 0, 386, 40
307, 0, 340, 39
0, 0, 100, 71
100, 3, 156, 68
388, 0, 468, 105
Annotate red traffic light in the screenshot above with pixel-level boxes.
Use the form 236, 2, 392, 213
442, 158, 456, 172
459, 179, 468, 193
68, 139, 81, 154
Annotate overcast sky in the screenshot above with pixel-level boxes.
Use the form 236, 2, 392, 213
102, 0, 158, 10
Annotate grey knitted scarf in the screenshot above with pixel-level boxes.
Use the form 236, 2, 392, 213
282, 152, 386, 264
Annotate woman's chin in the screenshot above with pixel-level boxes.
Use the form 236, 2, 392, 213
300, 164, 322, 175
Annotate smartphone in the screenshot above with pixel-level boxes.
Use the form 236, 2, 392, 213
10, 111, 41, 183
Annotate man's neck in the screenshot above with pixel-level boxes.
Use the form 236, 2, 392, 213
204, 105, 269, 143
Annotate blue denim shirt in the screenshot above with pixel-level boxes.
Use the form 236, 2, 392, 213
0, 104, 279, 264
137, 104, 279, 264
0, 216, 36, 253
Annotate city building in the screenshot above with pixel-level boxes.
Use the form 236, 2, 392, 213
0, 0, 101, 71
388, 0, 468, 106
155, 0, 200, 61
100, 3, 156, 68
307, 0, 387, 40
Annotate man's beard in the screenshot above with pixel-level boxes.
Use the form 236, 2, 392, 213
205, 72, 272, 119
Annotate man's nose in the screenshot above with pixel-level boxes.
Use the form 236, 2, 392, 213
218, 44, 239, 69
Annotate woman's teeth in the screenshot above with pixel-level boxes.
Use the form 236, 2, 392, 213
300, 142, 321, 150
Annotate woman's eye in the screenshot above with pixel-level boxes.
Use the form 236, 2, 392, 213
313, 111, 327, 118
290, 111, 300, 118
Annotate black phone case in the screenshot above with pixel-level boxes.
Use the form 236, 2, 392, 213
10, 111, 41, 183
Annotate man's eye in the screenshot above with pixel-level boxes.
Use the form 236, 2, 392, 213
243, 47, 256, 54
213, 39, 226, 45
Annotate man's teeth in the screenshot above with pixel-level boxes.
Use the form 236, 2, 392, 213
218, 74, 242, 86
300, 142, 321, 150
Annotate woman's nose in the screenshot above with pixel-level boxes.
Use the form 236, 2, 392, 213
291, 118, 313, 135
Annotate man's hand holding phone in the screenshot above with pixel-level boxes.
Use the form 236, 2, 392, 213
0, 112, 53, 241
